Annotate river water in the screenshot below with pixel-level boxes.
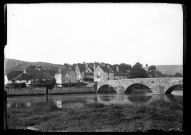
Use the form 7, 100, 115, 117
7, 91, 183, 109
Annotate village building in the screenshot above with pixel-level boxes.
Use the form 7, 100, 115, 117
4, 74, 8, 85
94, 65, 114, 82
6, 68, 58, 86
55, 66, 77, 87
110, 65, 131, 80
75, 62, 96, 82
26, 69, 56, 82
6, 69, 32, 86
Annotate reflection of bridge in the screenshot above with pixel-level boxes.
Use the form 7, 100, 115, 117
97, 77, 183, 94
96, 94, 172, 106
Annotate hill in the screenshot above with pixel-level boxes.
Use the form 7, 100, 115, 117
5, 58, 183, 76
144, 65, 183, 76
4, 58, 27, 74
4, 58, 65, 75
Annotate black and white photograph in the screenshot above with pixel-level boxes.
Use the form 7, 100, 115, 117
4, 3, 183, 132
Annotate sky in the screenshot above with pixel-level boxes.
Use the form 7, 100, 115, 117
5, 3, 183, 66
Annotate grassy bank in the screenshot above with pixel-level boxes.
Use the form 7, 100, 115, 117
7, 99, 183, 132
5, 87, 96, 96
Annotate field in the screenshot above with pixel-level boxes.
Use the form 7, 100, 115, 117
7, 99, 183, 132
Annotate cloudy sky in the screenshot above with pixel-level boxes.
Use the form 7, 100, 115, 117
5, 3, 183, 66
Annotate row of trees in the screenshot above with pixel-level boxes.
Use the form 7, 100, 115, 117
128, 63, 182, 78
130, 62, 148, 78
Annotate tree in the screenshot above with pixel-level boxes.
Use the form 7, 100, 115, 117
119, 63, 132, 72
27, 65, 36, 69
148, 65, 157, 72
130, 62, 148, 78
174, 72, 183, 77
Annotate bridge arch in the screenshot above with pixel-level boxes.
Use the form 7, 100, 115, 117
165, 84, 183, 94
124, 83, 152, 94
97, 84, 117, 93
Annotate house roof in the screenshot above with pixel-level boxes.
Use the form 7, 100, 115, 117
46, 70, 58, 76
99, 65, 114, 73
110, 65, 118, 73
26, 70, 42, 79
14, 73, 32, 80
26, 69, 53, 80
77, 64, 86, 73
88, 64, 94, 72
60, 68, 70, 76
7, 71, 23, 80
70, 65, 76, 71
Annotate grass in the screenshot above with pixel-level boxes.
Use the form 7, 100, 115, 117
7, 100, 183, 132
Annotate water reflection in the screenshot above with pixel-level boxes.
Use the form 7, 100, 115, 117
128, 96, 152, 104
7, 93, 183, 109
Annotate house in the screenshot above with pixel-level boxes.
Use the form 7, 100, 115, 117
7, 69, 32, 86
26, 69, 57, 82
110, 65, 131, 80
7, 68, 58, 86
4, 74, 8, 85
4, 71, 8, 85
55, 66, 77, 87
94, 65, 114, 82
75, 62, 96, 82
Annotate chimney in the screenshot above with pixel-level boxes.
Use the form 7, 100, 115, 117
116, 65, 119, 72
59, 67, 61, 74
107, 65, 110, 68
85, 63, 88, 72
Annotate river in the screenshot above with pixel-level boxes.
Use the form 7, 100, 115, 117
7, 92, 183, 109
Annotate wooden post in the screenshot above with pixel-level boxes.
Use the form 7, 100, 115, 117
4, 90, 7, 130
46, 85, 48, 102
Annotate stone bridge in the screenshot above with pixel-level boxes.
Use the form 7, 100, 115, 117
97, 77, 183, 94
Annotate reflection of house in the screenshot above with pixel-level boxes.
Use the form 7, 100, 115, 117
55, 66, 77, 87
75, 62, 96, 82
94, 65, 114, 82
54, 100, 62, 108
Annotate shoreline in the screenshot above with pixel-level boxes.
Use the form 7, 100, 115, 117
5, 86, 96, 97
7, 91, 96, 97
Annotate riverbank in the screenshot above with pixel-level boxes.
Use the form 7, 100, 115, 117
7, 99, 183, 132
5, 86, 96, 97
